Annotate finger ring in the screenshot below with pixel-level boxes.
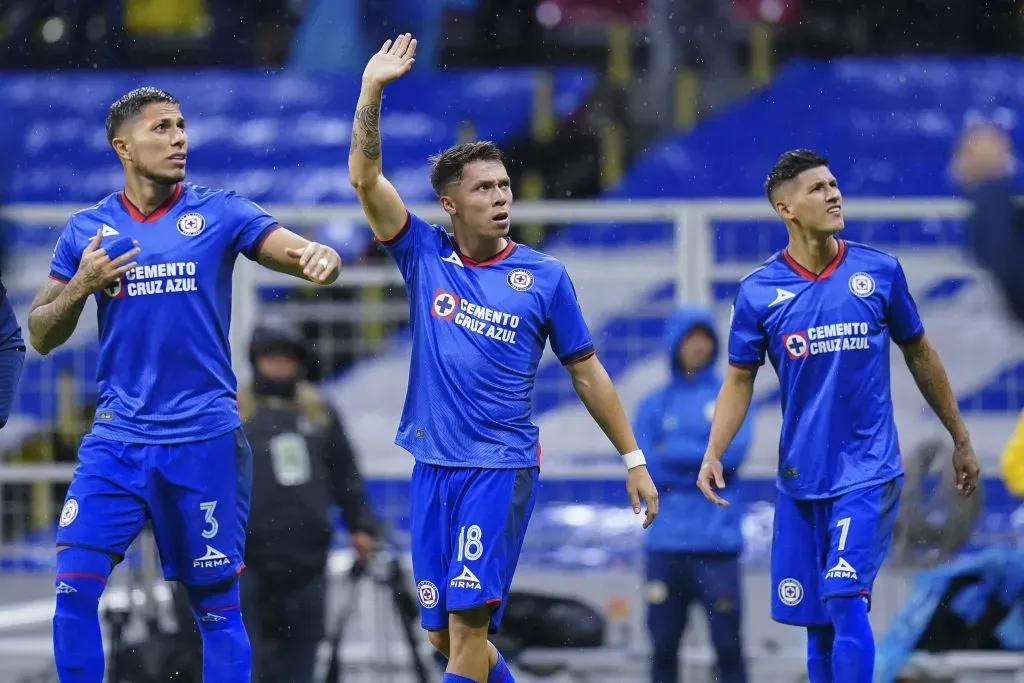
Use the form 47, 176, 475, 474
318, 258, 329, 268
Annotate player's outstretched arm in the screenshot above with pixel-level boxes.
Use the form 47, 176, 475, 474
348, 34, 417, 242
697, 364, 757, 506
567, 355, 659, 528
29, 229, 139, 355
900, 333, 981, 495
255, 228, 341, 285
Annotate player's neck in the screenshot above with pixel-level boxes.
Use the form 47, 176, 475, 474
785, 233, 839, 275
122, 175, 178, 217
453, 231, 508, 263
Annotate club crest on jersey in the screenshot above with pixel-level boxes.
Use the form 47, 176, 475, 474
432, 290, 459, 321
848, 271, 875, 298
59, 499, 78, 528
778, 578, 803, 606
506, 268, 534, 292
177, 212, 206, 237
103, 276, 125, 299
783, 331, 809, 359
417, 580, 439, 608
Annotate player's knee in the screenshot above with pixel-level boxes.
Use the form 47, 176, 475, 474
186, 579, 248, 637
825, 595, 873, 647
427, 629, 451, 656
448, 606, 490, 654
825, 595, 869, 631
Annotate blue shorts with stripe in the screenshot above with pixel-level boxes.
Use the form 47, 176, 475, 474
55, 427, 252, 586
770, 476, 903, 626
409, 462, 539, 633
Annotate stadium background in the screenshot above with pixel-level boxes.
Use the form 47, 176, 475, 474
1, 0, 1024, 681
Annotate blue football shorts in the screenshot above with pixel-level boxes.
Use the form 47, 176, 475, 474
770, 476, 903, 626
409, 462, 539, 634
55, 427, 253, 586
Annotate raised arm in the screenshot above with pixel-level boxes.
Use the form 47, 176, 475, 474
348, 34, 418, 242
30, 230, 139, 355
28, 279, 89, 356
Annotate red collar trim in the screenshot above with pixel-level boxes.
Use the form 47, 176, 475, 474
119, 184, 183, 223
783, 238, 845, 281
456, 239, 516, 267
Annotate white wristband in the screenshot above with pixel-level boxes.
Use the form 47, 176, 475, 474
622, 449, 647, 470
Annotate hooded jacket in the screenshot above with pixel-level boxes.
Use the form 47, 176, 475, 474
633, 306, 754, 553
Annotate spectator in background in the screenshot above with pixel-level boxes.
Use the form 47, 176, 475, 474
633, 307, 753, 683
951, 122, 1024, 324
240, 320, 377, 683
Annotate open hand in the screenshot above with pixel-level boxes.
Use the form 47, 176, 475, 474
285, 242, 341, 284
363, 34, 417, 88
952, 439, 981, 497
696, 456, 729, 507
626, 465, 659, 529
72, 229, 140, 295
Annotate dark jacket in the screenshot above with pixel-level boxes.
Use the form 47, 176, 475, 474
240, 384, 376, 577
633, 307, 754, 554
965, 178, 1024, 324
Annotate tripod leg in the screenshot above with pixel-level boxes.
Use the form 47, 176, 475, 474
385, 561, 431, 683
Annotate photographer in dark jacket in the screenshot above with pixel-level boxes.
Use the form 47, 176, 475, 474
951, 121, 1024, 323
240, 320, 377, 683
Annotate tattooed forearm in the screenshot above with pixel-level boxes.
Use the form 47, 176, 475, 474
352, 102, 382, 161
902, 335, 970, 445
28, 279, 88, 355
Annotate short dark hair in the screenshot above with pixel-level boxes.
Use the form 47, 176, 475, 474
105, 87, 179, 143
764, 149, 829, 202
428, 141, 505, 196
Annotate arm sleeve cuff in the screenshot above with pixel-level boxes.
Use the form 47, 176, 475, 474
561, 344, 596, 366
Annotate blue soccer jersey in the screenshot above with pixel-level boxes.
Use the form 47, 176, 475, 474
0, 275, 23, 352
728, 239, 924, 499
381, 211, 594, 469
49, 183, 280, 443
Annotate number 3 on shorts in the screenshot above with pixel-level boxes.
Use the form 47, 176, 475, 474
836, 516, 851, 551
457, 524, 483, 562
200, 500, 219, 540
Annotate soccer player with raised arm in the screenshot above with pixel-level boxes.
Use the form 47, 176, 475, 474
695, 149, 982, 683
349, 34, 660, 683
28, 87, 342, 683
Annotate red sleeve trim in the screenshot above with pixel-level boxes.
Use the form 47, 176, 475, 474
251, 224, 284, 260
564, 350, 596, 366
49, 273, 70, 284
728, 361, 762, 370
378, 211, 412, 245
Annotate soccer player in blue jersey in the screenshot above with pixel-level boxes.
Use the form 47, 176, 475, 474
0, 251, 26, 431
349, 34, 660, 683
26, 87, 343, 683
696, 149, 982, 683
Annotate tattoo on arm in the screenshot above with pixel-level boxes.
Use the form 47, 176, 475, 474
28, 280, 87, 354
351, 102, 382, 161
902, 336, 969, 444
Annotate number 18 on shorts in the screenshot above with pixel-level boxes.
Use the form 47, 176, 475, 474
771, 477, 902, 625
409, 463, 538, 633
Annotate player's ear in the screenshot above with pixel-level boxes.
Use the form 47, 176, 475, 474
110, 136, 131, 164
439, 195, 456, 217
775, 199, 794, 221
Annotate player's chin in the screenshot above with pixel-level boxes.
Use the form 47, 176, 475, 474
151, 168, 186, 185
817, 217, 844, 234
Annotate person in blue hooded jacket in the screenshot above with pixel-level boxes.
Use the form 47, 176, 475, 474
634, 306, 753, 683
